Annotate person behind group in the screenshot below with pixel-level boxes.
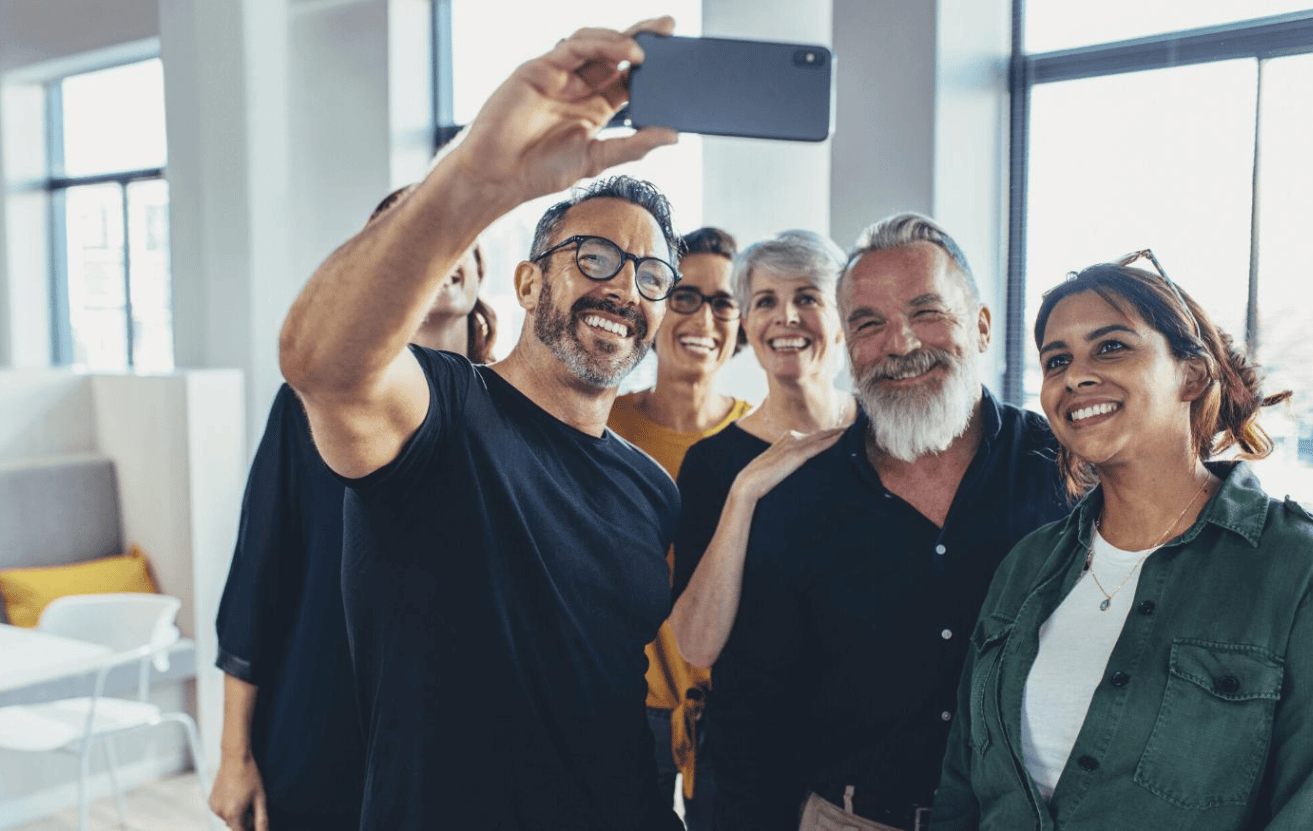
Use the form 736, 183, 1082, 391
686, 213, 1068, 830
278, 17, 690, 830
933, 253, 1313, 830
608, 226, 752, 827
669, 229, 858, 674
209, 184, 496, 831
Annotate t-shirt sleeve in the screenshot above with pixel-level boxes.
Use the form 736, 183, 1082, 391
215, 385, 312, 684
343, 346, 475, 500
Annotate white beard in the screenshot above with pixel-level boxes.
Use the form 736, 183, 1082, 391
855, 346, 979, 463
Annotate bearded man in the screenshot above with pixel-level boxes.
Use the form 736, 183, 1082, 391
279, 19, 689, 830
705, 213, 1068, 831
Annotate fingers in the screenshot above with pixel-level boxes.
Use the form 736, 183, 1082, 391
254, 792, 269, 831
543, 27, 644, 76
584, 127, 678, 177
623, 15, 676, 40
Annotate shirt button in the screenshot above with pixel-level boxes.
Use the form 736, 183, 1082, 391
935, 544, 947, 555
941, 629, 953, 640
1110, 671, 1130, 687
1216, 674, 1241, 694
941, 711, 953, 722
1078, 755, 1099, 771
1138, 600, 1156, 615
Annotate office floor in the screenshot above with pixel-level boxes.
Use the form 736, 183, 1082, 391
13, 773, 211, 831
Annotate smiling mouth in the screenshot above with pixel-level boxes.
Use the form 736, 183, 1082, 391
583, 314, 631, 338
883, 365, 938, 382
1069, 402, 1120, 422
769, 336, 811, 352
678, 335, 717, 354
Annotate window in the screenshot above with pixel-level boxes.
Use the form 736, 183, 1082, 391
48, 58, 172, 372
435, 0, 703, 388
1009, 9, 1313, 496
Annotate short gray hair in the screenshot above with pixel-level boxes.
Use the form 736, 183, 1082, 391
842, 212, 979, 304
732, 230, 847, 314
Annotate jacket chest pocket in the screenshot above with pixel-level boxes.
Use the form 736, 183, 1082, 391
1133, 639, 1284, 809
968, 616, 1014, 755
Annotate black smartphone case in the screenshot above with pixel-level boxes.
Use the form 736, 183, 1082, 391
627, 32, 834, 142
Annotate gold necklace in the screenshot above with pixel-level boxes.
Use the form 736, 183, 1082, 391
1085, 478, 1209, 612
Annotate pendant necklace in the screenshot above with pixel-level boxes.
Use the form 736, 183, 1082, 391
1085, 478, 1209, 612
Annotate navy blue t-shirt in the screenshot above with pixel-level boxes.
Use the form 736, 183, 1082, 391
215, 384, 364, 822
341, 348, 683, 830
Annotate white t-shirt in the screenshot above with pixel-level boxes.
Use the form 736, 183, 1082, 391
1020, 528, 1156, 801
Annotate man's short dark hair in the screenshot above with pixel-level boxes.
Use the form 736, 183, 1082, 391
528, 176, 680, 264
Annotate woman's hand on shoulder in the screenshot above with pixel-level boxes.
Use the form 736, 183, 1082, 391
731, 427, 846, 503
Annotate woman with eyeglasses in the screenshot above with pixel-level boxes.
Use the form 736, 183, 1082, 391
607, 226, 752, 828
932, 254, 1312, 830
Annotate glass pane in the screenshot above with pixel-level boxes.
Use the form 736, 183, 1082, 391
64, 183, 129, 371
1023, 60, 1257, 408
1253, 53, 1313, 499
450, 0, 702, 125
1024, 1, 1313, 53
59, 58, 167, 177
127, 179, 174, 372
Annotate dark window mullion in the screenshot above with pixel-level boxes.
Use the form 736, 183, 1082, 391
433, 0, 457, 150
1004, 0, 1030, 406
48, 188, 72, 363
1246, 59, 1265, 358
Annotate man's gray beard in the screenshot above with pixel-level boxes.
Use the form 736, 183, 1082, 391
534, 275, 650, 389
855, 347, 979, 463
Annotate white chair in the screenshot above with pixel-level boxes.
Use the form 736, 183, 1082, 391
0, 593, 214, 830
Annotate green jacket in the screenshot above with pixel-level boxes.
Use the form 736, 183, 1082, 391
932, 461, 1313, 830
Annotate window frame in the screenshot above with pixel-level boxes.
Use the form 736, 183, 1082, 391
1004, 7, 1313, 404
44, 59, 167, 370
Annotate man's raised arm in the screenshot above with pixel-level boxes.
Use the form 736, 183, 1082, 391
279, 19, 678, 478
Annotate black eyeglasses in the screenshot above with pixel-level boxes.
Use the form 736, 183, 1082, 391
1114, 249, 1202, 340
667, 286, 741, 321
533, 235, 680, 301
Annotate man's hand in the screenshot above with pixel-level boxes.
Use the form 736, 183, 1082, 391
209, 751, 268, 831
449, 17, 680, 209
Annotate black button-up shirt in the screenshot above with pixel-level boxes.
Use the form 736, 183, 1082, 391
704, 388, 1067, 829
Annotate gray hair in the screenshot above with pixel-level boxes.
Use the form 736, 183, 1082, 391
732, 229, 847, 314
842, 212, 979, 304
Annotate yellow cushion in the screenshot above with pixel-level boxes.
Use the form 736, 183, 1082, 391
0, 546, 159, 627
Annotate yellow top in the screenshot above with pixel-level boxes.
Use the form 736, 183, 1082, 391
608, 392, 754, 798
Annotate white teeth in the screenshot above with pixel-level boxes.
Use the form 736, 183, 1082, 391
583, 315, 631, 337
679, 336, 716, 353
889, 368, 927, 381
1070, 402, 1118, 422
769, 337, 809, 351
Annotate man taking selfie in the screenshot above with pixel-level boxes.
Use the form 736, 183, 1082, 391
279, 17, 683, 831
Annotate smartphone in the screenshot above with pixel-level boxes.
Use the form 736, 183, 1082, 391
625, 32, 834, 143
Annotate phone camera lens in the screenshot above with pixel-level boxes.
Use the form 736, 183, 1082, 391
793, 49, 825, 68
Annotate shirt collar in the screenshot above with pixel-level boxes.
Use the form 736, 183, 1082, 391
1066, 460, 1269, 551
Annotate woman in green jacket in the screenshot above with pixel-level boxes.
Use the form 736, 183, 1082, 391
932, 252, 1312, 830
